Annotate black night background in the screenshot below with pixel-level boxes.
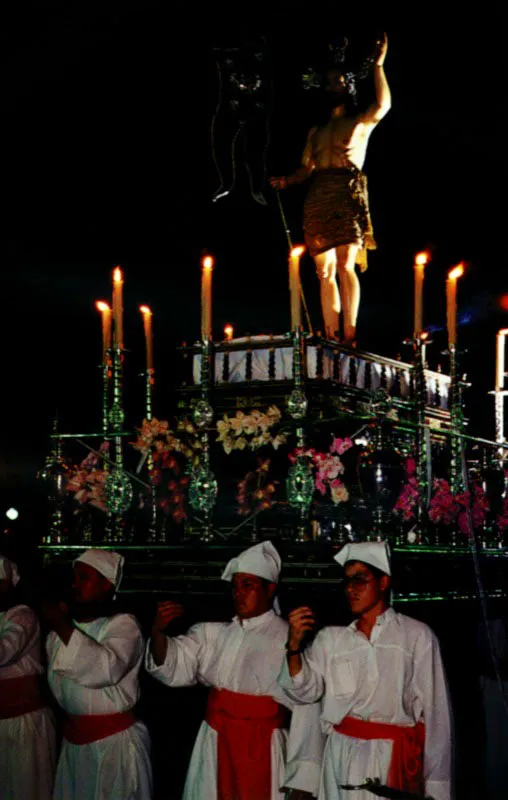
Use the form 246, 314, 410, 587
2, 6, 506, 516
2, 4, 508, 799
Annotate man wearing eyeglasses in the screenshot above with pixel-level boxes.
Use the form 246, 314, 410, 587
279, 542, 452, 800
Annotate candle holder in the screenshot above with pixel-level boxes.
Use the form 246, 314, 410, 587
39, 421, 68, 545
188, 339, 218, 540
286, 327, 313, 541
405, 335, 432, 542
104, 344, 132, 542
448, 344, 465, 496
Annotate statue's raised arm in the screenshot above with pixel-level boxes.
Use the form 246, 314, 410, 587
360, 34, 391, 126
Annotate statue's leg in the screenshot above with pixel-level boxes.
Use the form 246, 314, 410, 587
336, 244, 360, 345
315, 249, 340, 339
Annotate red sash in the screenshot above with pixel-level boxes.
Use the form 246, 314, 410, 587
334, 716, 425, 795
0, 675, 46, 720
205, 687, 289, 800
64, 710, 136, 745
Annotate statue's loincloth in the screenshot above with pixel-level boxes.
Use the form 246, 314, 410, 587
303, 167, 376, 271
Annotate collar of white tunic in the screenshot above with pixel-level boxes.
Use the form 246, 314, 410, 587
231, 608, 277, 629
347, 607, 399, 640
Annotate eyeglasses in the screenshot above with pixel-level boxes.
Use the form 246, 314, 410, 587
341, 576, 375, 591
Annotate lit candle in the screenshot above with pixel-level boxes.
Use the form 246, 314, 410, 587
446, 263, 464, 347
414, 251, 429, 338
224, 324, 234, 341
289, 246, 305, 330
112, 266, 124, 349
496, 329, 508, 391
201, 255, 214, 341
140, 305, 154, 372
96, 301, 112, 364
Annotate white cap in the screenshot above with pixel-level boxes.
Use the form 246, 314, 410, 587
74, 549, 124, 590
0, 555, 20, 586
221, 541, 281, 584
334, 541, 391, 576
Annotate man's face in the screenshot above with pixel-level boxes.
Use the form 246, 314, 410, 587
343, 561, 389, 617
232, 572, 275, 620
325, 69, 348, 100
72, 562, 113, 605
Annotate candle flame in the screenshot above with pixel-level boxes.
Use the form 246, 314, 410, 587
420, 331, 429, 341
415, 251, 430, 266
202, 255, 214, 270
499, 329, 508, 337
96, 301, 111, 313
448, 263, 464, 281
224, 324, 234, 340
113, 266, 123, 283
291, 245, 306, 258
139, 305, 152, 316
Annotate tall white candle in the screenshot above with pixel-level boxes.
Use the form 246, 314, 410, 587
96, 301, 112, 364
414, 251, 429, 338
140, 305, 154, 372
112, 266, 124, 349
289, 246, 305, 330
446, 263, 464, 347
201, 256, 214, 341
496, 330, 508, 391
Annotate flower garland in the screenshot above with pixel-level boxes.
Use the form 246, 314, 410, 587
288, 437, 353, 506
216, 406, 286, 455
66, 442, 110, 513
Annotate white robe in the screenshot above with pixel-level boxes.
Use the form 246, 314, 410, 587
47, 613, 152, 800
145, 609, 324, 798
279, 608, 452, 800
0, 604, 57, 800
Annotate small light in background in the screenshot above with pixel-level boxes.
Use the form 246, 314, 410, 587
6, 508, 19, 521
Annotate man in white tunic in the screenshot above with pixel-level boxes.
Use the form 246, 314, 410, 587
0, 554, 56, 800
44, 549, 152, 800
146, 541, 324, 799
279, 542, 452, 800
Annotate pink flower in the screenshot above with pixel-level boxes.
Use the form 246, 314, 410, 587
330, 437, 353, 455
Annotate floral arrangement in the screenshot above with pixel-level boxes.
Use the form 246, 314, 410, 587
428, 478, 489, 537
236, 459, 278, 516
131, 417, 203, 523
66, 442, 110, 513
289, 437, 353, 505
393, 457, 419, 521
216, 406, 286, 455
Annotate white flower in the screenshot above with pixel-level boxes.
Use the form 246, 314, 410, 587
331, 484, 349, 504
271, 434, 286, 450
242, 415, 259, 436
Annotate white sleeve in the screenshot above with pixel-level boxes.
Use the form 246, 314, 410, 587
145, 622, 210, 687
278, 629, 327, 705
0, 606, 39, 666
283, 701, 325, 797
415, 631, 453, 800
51, 614, 143, 689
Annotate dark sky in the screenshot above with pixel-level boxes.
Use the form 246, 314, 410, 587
2, 4, 507, 508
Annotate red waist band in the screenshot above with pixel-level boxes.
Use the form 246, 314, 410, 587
0, 674, 46, 720
334, 716, 425, 795
64, 710, 136, 745
206, 687, 288, 800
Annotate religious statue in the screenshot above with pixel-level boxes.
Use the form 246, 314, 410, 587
271, 34, 391, 345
